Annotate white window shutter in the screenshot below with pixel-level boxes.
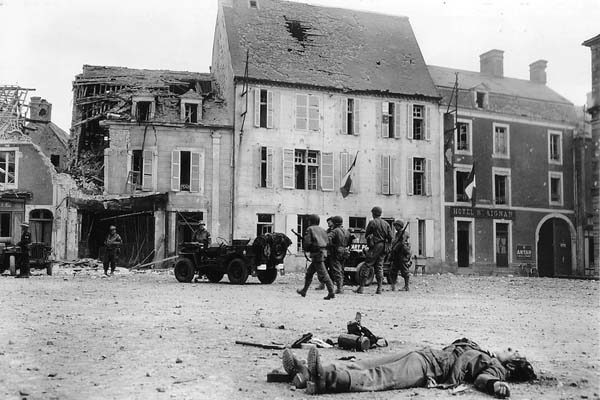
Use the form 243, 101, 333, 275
407, 104, 413, 139
389, 156, 395, 194
394, 102, 401, 139
171, 151, 180, 192
426, 158, 432, 196
425, 105, 431, 141
266, 90, 274, 128
341, 98, 348, 134
381, 155, 390, 194
353, 99, 360, 135
282, 148, 294, 189
381, 102, 389, 138
407, 157, 414, 195
254, 88, 260, 127
266, 147, 273, 188
321, 152, 334, 191
425, 219, 434, 257
142, 150, 153, 191
340, 152, 349, 183
409, 219, 419, 254
190, 152, 201, 192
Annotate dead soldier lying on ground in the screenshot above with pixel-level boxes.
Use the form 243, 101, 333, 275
279, 338, 536, 398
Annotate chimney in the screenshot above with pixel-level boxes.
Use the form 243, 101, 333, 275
529, 59, 548, 85
480, 49, 504, 78
28, 97, 52, 122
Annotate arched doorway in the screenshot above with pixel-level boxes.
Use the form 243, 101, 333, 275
537, 217, 573, 277
29, 209, 53, 245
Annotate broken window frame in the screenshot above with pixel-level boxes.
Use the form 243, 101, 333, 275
295, 93, 320, 131
0, 149, 17, 189
181, 98, 202, 124
132, 96, 155, 122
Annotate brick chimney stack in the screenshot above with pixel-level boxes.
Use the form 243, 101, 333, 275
28, 97, 52, 122
480, 49, 504, 78
529, 60, 548, 85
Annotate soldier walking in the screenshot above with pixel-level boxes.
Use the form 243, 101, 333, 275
103, 225, 122, 276
296, 214, 335, 300
390, 219, 412, 291
355, 206, 393, 294
328, 216, 351, 294
15, 222, 32, 278
315, 217, 334, 291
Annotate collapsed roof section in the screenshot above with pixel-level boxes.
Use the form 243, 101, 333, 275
69, 65, 219, 194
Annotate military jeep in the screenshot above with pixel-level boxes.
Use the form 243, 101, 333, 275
173, 232, 292, 285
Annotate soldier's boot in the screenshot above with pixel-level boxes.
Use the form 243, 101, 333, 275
323, 279, 335, 300
282, 349, 310, 389
375, 274, 383, 295
315, 282, 325, 291
335, 280, 344, 294
353, 284, 364, 294
403, 276, 410, 291
306, 347, 350, 394
297, 278, 311, 297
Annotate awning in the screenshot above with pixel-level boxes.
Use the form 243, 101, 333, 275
67, 193, 167, 212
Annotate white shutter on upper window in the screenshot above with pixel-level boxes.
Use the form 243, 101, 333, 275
425, 219, 434, 257
340, 152, 349, 183
407, 157, 414, 195
407, 104, 413, 139
426, 158, 432, 196
190, 152, 201, 193
171, 151, 180, 192
341, 98, 348, 135
425, 105, 431, 141
283, 148, 294, 189
381, 102, 389, 138
266, 147, 273, 188
321, 152, 334, 191
394, 102, 401, 139
266, 90, 274, 128
353, 99, 360, 135
389, 156, 395, 194
254, 88, 260, 127
142, 150, 153, 191
381, 155, 390, 194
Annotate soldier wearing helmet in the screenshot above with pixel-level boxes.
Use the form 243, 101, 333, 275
103, 225, 123, 276
296, 214, 335, 300
356, 206, 393, 294
390, 219, 412, 291
327, 216, 352, 294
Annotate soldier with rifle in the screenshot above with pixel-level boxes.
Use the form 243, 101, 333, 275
356, 206, 393, 295
390, 219, 412, 291
294, 214, 335, 300
327, 216, 352, 294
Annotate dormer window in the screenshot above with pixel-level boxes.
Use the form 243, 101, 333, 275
184, 103, 199, 123
132, 95, 155, 122
249, 0, 258, 8
180, 90, 203, 124
475, 91, 487, 109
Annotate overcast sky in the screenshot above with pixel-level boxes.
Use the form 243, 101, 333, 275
0, 0, 597, 132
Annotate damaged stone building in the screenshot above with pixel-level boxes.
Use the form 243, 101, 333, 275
0, 86, 76, 260
213, 0, 445, 269
69, 66, 232, 264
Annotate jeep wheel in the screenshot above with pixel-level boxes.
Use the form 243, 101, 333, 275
257, 269, 277, 284
227, 258, 249, 284
174, 258, 195, 283
355, 262, 374, 286
205, 270, 224, 283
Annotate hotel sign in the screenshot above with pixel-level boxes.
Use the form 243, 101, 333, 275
450, 206, 515, 220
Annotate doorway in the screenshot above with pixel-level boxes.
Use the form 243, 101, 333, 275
495, 223, 509, 267
537, 217, 572, 277
457, 220, 471, 268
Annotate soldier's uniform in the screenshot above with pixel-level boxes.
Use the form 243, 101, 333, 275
327, 216, 351, 294
194, 223, 211, 248
104, 226, 122, 276
297, 214, 335, 300
357, 207, 393, 294
16, 223, 32, 278
390, 219, 412, 291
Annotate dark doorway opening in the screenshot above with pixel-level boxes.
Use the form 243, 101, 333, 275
496, 223, 509, 267
537, 218, 572, 277
457, 221, 471, 268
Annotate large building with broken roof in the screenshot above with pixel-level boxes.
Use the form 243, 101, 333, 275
430, 50, 583, 276
69, 65, 232, 264
213, 0, 445, 268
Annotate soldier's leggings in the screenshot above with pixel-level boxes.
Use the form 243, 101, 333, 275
364, 242, 386, 283
390, 260, 410, 283
329, 257, 344, 286
303, 259, 334, 294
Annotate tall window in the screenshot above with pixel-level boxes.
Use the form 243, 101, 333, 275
296, 94, 320, 131
344, 98, 359, 135
381, 155, 393, 195
418, 219, 426, 256
136, 101, 152, 121
493, 124, 510, 158
494, 175, 507, 205
475, 92, 487, 109
455, 170, 470, 202
549, 131, 562, 164
255, 89, 273, 128
382, 102, 395, 138
294, 149, 319, 190
413, 158, 425, 195
0, 150, 16, 187
259, 146, 273, 188
184, 103, 198, 123
413, 105, 425, 140
456, 120, 471, 153
171, 150, 202, 192
256, 214, 274, 236
131, 150, 143, 189
130, 150, 154, 191
549, 172, 563, 205
296, 214, 310, 251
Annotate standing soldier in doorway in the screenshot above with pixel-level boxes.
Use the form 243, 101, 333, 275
355, 207, 393, 295
296, 214, 335, 300
104, 225, 122, 276
328, 216, 351, 294
15, 222, 32, 278
390, 219, 412, 291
